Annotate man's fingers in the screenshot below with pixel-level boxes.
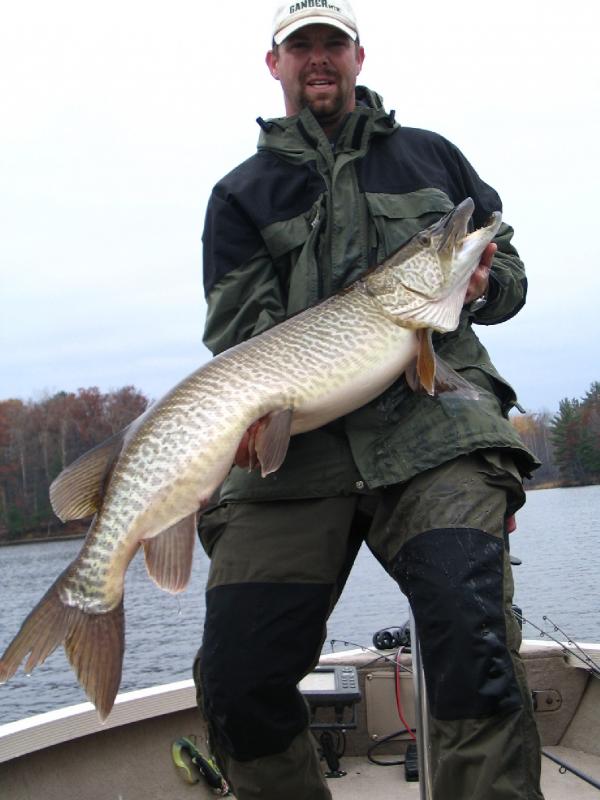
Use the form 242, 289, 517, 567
464, 243, 497, 304
480, 242, 497, 269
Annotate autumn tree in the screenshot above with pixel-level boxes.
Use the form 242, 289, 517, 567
0, 387, 149, 540
511, 411, 559, 485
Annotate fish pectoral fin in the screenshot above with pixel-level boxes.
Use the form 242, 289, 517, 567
405, 328, 437, 396
254, 408, 293, 478
405, 335, 480, 401
434, 358, 481, 400
0, 572, 125, 723
142, 513, 197, 594
50, 429, 127, 521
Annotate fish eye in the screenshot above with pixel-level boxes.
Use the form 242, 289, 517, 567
417, 233, 432, 247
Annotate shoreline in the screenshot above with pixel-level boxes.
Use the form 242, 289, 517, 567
1, 481, 597, 546
0, 532, 86, 547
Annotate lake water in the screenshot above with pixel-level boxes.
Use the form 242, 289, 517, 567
1, 485, 599, 724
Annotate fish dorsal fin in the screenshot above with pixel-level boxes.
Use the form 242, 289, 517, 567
50, 430, 127, 521
142, 513, 197, 594
254, 408, 293, 478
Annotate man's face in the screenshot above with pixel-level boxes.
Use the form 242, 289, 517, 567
266, 24, 365, 135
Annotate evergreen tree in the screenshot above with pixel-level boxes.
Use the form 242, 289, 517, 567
551, 382, 600, 484
579, 382, 600, 477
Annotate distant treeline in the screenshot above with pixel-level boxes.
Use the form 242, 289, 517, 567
511, 381, 600, 488
1, 382, 598, 541
0, 387, 148, 541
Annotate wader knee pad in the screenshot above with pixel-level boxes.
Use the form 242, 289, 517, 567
200, 582, 332, 761
392, 528, 522, 720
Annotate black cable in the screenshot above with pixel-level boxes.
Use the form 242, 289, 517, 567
333, 729, 346, 758
367, 728, 415, 766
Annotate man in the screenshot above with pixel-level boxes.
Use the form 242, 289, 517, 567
194, 2, 544, 799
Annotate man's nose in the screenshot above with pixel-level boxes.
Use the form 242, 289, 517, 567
309, 44, 329, 64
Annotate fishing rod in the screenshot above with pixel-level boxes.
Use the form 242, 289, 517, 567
328, 638, 413, 674
541, 749, 600, 792
513, 611, 600, 679
542, 615, 600, 678
514, 606, 600, 790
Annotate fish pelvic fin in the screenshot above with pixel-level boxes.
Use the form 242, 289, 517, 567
252, 408, 293, 478
235, 409, 293, 477
50, 429, 127, 521
0, 575, 125, 722
142, 513, 197, 594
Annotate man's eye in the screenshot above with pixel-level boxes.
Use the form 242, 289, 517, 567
328, 37, 349, 48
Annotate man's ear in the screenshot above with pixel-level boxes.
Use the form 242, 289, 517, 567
266, 50, 280, 80
356, 45, 365, 76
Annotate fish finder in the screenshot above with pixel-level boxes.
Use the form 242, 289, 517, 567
299, 666, 362, 778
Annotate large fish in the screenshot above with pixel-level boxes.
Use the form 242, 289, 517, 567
0, 197, 501, 720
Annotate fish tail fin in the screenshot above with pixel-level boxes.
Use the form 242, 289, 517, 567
0, 577, 124, 722
0, 580, 74, 683
64, 599, 125, 722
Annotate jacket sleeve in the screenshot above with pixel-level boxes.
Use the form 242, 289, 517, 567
473, 221, 527, 326
203, 249, 287, 355
449, 141, 527, 326
202, 183, 287, 356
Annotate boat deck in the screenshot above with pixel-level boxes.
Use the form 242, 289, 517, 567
328, 749, 600, 799
2, 641, 599, 799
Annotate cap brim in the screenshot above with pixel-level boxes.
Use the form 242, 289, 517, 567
274, 16, 357, 46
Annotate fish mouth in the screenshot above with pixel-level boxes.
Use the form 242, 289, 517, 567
434, 198, 474, 251
434, 197, 502, 259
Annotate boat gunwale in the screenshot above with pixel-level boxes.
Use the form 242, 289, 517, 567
1, 639, 599, 764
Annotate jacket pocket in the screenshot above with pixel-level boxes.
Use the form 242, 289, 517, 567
365, 188, 454, 261
262, 199, 326, 312
453, 364, 518, 418
197, 502, 233, 557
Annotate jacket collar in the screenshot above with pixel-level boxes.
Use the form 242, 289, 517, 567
256, 85, 398, 159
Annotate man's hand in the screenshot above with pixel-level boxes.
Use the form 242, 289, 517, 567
464, 242, 497, 305
234, 430, 253, 469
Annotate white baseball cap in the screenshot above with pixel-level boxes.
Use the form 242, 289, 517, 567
272, 1, 359, 46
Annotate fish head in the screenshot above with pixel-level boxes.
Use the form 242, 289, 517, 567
363, 197, 502, 332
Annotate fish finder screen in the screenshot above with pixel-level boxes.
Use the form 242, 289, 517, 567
298, 671, 337, 692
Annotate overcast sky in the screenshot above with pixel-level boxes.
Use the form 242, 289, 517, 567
1, 0, 598, 415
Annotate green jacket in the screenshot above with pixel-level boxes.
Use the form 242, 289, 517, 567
202, 87, 539, 501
